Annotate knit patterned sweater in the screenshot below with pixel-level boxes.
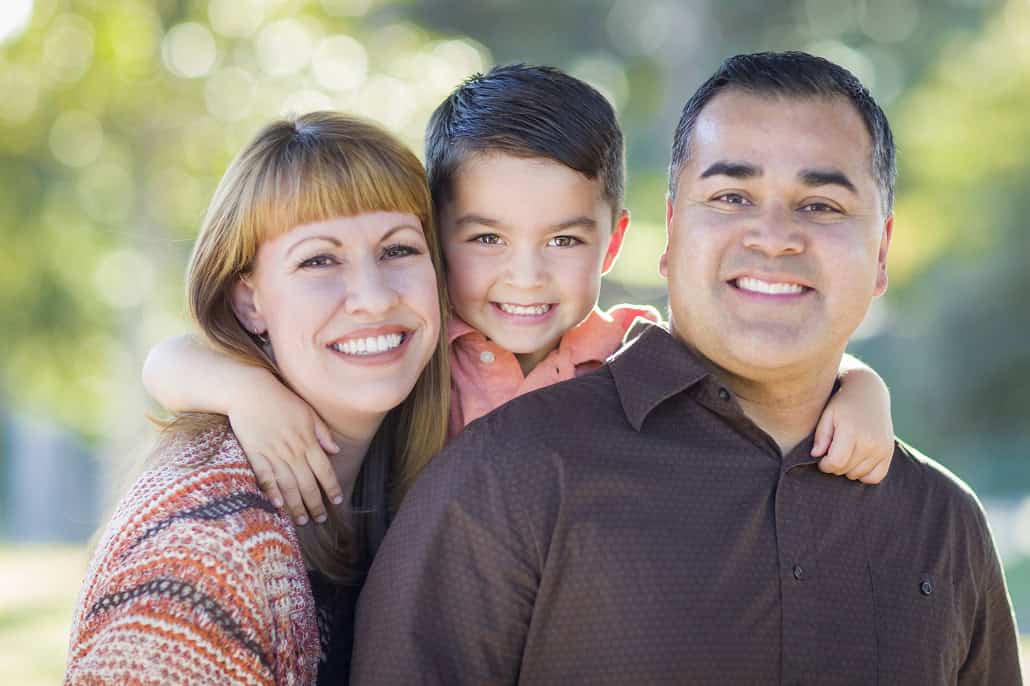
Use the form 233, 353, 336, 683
65, 424, 319, 686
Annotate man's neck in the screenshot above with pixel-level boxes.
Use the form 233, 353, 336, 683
718, 362, 839, 456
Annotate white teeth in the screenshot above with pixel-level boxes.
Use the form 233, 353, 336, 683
499, 303, 552, 316
736, 277, 804, 295
331, 333, 405, 356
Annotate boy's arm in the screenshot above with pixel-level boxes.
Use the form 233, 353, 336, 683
352, 421, 542, 685
142, 334, 343, 524
813, 353, 895, 484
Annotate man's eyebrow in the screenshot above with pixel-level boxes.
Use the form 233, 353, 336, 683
798, 168, 857, 194
699, 161, 762, 179
286, 235, 342, 258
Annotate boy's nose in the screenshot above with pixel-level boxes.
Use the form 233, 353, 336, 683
344, 263, 400, 315
504, 249, 547, 289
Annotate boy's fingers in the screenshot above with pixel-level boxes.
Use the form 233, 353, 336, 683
250, 453, 284, 509
290, 462, 328, 525
306, 444, 344, 506
860, 458, 891, 485
819, 433, 854, 473
314, 419, 340, 454
270, 460, 309, 526
811, 412, 834, 457
846, 456, 879, 482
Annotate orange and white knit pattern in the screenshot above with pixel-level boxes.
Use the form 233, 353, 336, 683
65, 424, 319, 686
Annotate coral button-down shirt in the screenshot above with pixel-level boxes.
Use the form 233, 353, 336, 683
447, 304, 659, 437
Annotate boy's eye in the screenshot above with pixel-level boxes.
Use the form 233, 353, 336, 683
547, 235, 582, 248
299, 254, 337, 268
383, 243, 421, 259
472, 233, 504, 246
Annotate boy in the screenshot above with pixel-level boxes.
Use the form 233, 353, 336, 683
143, 65, 894, 525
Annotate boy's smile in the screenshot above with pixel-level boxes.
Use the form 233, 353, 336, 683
440, 153, 627, 374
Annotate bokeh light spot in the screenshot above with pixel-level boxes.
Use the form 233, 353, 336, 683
0, 0, 33, 44
162, 22, 217, 79
312, 35, 368, 92
256, 19, 313, 77
49, 110, 103, 168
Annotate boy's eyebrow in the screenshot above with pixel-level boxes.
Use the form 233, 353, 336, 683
798, 168, 857, 194
453, 213, 500, 229
699, 161, 762, 179
552, 216, 597, 231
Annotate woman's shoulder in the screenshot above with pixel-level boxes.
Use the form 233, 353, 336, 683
67, 421, 318, 684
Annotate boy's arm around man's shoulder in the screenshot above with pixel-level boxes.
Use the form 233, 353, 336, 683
351, 412, 558, 686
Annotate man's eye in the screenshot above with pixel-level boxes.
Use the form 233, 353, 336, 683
383, 244, 421, 259
714, 192, 751, 206
299, 255, 337, 268
473, 234, 503, 246
800, 202, 840, 214
547, 236, 582, 248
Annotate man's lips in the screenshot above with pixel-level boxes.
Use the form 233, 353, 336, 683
727, 275, 814, 296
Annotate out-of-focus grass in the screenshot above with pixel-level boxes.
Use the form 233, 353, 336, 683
1, 544, 1028, 682
0, 544, 87, 686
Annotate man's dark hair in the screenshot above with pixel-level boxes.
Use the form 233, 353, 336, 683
668, 51, 896, 213
425, 64, 625, 213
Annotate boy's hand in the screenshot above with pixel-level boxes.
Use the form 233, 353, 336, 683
811, 366, 895, 485
229, 372, 343, 525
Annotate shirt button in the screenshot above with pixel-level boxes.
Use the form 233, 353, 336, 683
479, 350, 495, 364
718, 387, 731, 401
792, 564, 804, 580
920, 579, 933, 596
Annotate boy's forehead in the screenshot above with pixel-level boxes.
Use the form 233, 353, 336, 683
445, 152, 617, 227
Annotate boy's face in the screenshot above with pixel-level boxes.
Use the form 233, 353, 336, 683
440, 153, 627, 371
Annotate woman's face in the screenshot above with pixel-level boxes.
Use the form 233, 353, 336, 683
233, 211, 441, 430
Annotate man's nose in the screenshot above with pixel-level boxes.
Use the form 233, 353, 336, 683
503, 247, 546, 289
344, 261, 400, 316
742, 207, 805, 257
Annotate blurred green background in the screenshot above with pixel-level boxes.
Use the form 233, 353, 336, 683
1, 0, 1027, 681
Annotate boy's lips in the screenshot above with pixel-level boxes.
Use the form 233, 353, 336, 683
491, 302, 557, 323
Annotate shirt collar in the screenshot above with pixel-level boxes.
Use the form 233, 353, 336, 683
447, 316, 481, 345
608, 323, 713, 431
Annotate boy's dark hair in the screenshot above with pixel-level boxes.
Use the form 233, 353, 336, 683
668, 51, 896, 213
425, 64, 625, 213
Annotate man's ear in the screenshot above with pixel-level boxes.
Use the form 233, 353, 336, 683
601, 209, 630, 275
230, 274, 267, 337
874, 214, 893, 297
659, 196, 675, 279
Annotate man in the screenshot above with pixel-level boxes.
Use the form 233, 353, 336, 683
351, 52, 1021, 684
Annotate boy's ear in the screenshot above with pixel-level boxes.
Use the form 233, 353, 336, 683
230, 274, 268, 337
659, 197, 674, 279
600, 209, 630, 275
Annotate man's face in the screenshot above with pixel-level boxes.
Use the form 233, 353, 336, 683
440, 153, 627, 371
661, 90, 892, 379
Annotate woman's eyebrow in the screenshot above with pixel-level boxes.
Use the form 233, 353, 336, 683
286, 235, 342, 258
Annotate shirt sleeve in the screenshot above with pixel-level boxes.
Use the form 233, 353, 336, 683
957, 501, 1023, 685
351, 419, 549, 685
64, 520, 286, 686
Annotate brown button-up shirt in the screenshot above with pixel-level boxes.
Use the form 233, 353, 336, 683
351, 324, 1021, 685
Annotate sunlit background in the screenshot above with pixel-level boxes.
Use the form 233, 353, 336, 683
1, 0, 1028, 681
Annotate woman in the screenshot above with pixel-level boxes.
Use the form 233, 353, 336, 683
64, 112, 450, 685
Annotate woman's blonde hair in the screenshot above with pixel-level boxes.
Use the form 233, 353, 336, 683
170, 111, 450, 581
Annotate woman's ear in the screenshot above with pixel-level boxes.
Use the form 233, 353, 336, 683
230, 274, 267, 337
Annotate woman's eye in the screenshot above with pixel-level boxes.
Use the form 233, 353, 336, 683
299, 254, 337, 268
383, 244, 421, 259
472, 233, 503, 246
547, 235, 582, 248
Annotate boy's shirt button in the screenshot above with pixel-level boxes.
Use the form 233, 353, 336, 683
480, 351, 495, 364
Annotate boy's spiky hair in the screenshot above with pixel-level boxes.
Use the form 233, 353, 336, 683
425, 64, 625, 213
